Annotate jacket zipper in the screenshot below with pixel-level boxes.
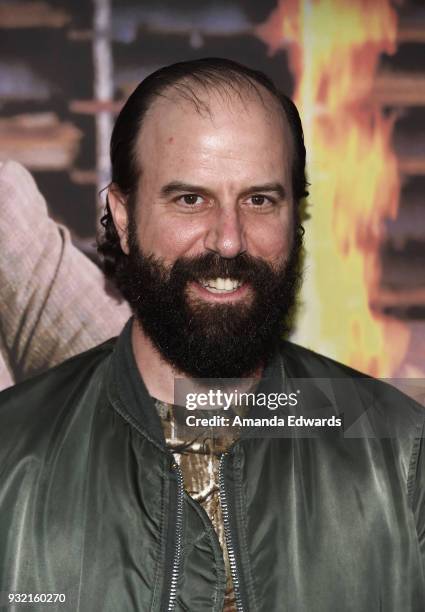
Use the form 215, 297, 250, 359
219, 453, 245, 612
167, 462, 184, 611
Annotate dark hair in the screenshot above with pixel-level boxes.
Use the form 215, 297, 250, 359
98, 57, 308, 282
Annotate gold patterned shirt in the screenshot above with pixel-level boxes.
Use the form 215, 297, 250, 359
155, 400, 238, 612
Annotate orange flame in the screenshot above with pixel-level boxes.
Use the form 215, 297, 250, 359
257, 0, 409, 377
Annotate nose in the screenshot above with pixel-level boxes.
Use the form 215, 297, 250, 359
204, 206, 247, 259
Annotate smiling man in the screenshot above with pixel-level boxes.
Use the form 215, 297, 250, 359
104, 60, 303, 393
0, 59, 424, 612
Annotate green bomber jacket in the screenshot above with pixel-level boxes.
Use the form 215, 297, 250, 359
0, 318, 424, 611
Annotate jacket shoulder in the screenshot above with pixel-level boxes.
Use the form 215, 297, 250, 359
280, 339, 368, 378
0, 337, 116, 422
279, 339, 425, 434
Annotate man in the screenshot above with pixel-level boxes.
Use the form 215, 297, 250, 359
0, 58, 424, 612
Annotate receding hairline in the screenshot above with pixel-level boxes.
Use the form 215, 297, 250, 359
140, 71, 289, 124
163, 72, 282, 115
132, 75, 293, 176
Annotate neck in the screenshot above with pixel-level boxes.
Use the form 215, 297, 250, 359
131, 318, 263, 403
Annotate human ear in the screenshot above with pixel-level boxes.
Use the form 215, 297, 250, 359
108, 185, 130, 255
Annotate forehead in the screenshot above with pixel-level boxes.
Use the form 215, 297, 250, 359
134, 84, 293, 192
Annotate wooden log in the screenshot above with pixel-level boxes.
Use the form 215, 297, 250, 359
69, 99, 123, 115
0, 113, 82, 170
0, 1, 70, 28
70, 169, 98, 185
398, 15, 425, 44
398, 156, 425, 175
370, 286, 425, 311
373, 71, 425, 106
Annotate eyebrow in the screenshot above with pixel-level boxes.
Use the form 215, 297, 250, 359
160, 181, 214, 198
239, 183, 286, 199
160, 181, 287, 199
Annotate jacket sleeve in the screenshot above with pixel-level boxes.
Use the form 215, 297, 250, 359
411, 418, 425, 576
0, 160, 131, 388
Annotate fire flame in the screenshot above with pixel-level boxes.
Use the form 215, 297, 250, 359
257, 0, 409, 377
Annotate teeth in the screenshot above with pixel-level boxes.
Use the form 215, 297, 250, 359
200, 277, 242, 292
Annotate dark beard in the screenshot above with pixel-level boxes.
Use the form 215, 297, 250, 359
116, 220, 303, 378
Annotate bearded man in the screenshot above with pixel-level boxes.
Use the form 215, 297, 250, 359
0, 58, 424, 612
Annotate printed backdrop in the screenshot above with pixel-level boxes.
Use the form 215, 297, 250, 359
0, 0, 424, 378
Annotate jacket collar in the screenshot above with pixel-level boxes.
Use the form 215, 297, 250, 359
107, 317, 334, 446
108, 317, 166, 449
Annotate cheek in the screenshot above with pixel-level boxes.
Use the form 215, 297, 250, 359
137, 212, 206, 260
248, 215, 293, 263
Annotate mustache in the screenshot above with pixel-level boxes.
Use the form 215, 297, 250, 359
160, 251, 283, 284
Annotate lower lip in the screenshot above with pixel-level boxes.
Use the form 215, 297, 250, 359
188, 281, 251, 302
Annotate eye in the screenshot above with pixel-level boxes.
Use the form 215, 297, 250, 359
247, 194, 274, 207
177, 194, 204, 206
